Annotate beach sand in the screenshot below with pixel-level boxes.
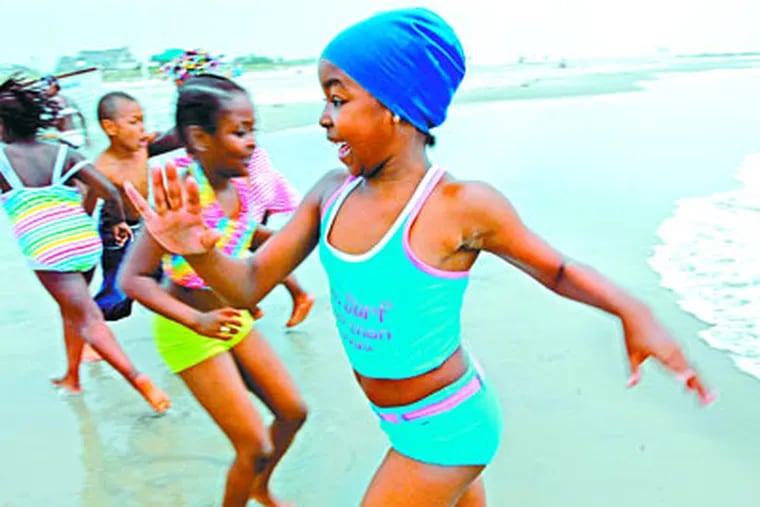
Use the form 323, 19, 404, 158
1, 62, 760, 506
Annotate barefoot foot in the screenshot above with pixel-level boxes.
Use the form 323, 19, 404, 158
249, 486, 293, 507
51, 375, 82, 394
249, 464, 294, 507
133, 374, 171, 413
81, 344, 103, 362
285, 293, 314, 328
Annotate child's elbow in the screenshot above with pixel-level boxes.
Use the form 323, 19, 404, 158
106, 187, 124, 208
117, 270, 137, 298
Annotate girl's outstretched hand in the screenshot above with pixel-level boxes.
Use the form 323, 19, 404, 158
623, 314, 716, 406
124, 161, 221, 256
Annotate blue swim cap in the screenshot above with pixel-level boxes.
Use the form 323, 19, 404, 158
320, 8, 466, 134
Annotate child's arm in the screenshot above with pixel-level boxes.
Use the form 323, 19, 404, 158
67, 155, 122, 213
125, 163, 346, 309
69, 156, 132, 244
461, 181, 713, 404
71, 180, 97, 215
147, 127, 183, 157
181, 172, 338, 308
118, 229, 243, 339
249, 224, 275, 252
73, 110, 90, 147
70, 159, 121, 215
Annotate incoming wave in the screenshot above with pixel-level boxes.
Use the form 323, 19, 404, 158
648, 154, 760, 380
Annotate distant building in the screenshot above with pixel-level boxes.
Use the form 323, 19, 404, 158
55, 47, 140, 73
55, 56, 84, 73
0, 64, 40, 80
149, 48, 186, 66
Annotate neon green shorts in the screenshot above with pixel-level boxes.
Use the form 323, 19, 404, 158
153, 310, 254, 373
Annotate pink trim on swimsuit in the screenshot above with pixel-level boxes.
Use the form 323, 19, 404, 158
402, 168, 469, 279
377, 374, 484, 424
321, 175, 358, 216
377, 412, 401, 423
402, 375, 482, 421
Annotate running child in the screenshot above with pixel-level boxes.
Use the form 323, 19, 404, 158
94, 91, 300, 394
0, 76, 169, 413
120, 74, 306, 507
152, 50, 314, 327
90, 91, 158, 322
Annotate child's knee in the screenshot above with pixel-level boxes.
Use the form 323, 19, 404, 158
74, 315, 110, 344
61, 294, 102, 323
279, 401, 308, 430
234, 429, 274, 460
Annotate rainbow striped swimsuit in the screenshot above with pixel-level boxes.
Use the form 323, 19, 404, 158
162, 162, 257, 289
0, 144, 102, 272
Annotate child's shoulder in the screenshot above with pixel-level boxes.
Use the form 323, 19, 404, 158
300, 168, 351, 209
94, 150, 110, 163
96, 150, 147, 173
318, 168, 352, 194
94, 150, 118, 175
437, 171, 494, 198
19, 141, 68, 167
435, 172, 510, 216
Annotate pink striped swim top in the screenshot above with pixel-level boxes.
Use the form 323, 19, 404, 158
0, 143, 102, 272
162, 162, 259, 289
172, 147, 300, 223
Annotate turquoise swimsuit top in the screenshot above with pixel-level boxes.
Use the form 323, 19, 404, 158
318, 166, 470, 379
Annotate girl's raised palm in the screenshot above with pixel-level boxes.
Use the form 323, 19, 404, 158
123, 161, 221, 256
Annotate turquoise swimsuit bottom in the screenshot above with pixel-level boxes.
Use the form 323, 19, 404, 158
319, 167, 503, 466
370, 355, 503, 466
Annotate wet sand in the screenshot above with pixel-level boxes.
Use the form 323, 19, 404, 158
2, 64, 760, 506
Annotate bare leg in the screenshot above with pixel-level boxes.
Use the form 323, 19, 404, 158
51, 319, 85, 393
178, 350, 275, 507
455, 477, 486, 507
362, 449, 485, 507
282, 276, 314, 328
81, 267, 102, 362
81, 343, 103, 362
35, 271, 170, 413
232, 328, 306, 506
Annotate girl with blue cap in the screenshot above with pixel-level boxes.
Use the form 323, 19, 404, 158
125, 7, 714, 505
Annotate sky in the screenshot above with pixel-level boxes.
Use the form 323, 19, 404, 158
2, 0, 759, 71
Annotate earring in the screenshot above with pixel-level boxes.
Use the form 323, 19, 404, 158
392, 114, 400, 124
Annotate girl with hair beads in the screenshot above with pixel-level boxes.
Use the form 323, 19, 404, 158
119, 74, 306, 507
0, 76, 169, 413
151, 49, 315, 328
127, 9, 714, 506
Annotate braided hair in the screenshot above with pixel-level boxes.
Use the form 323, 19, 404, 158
0, 75, 59, 141
175, 73, 247, 150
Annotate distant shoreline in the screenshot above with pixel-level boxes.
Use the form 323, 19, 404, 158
255, 54, 760, 134
4, 51, 760, 82
98, 60, 317, 83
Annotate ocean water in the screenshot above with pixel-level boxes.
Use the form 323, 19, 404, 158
649, 154, 760, 381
